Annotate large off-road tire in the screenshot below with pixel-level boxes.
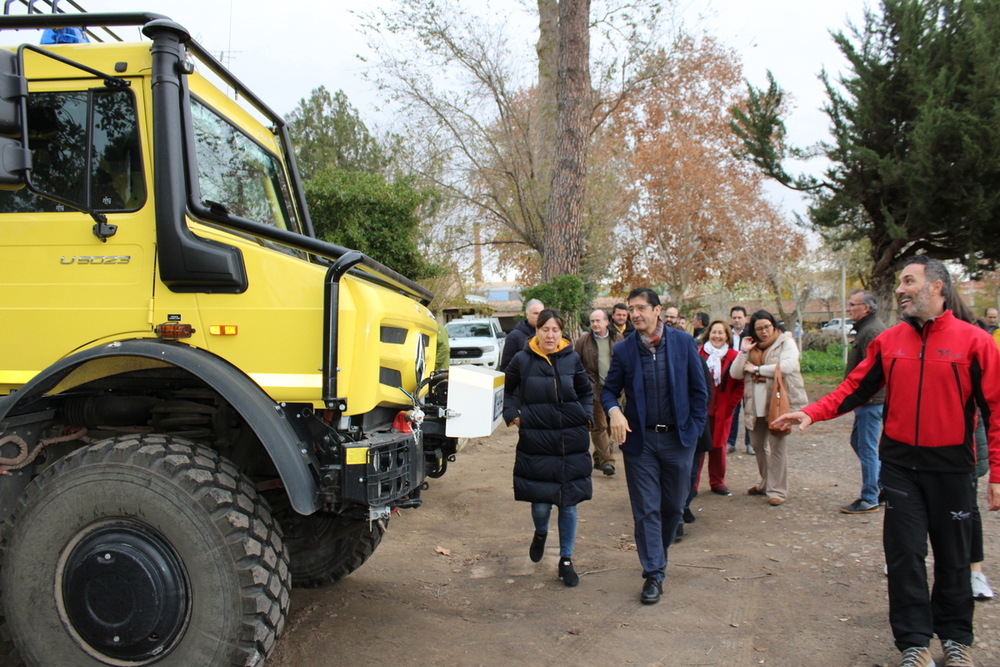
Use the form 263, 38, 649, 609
286, 515, 385, 588
0, 435, 290, 667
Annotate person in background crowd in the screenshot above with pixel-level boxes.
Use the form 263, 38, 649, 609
839, 290, 886, 515
772, 256, 1000, 667
602, 288, 708, 605
677, 314, 688, 332
612, 302, 635, 336
663, 306, 679, 328
692, 312, 710, 340
972, 387, 995, 601
984, 307, 998, 334
730, 310, 807, 507
500, 299, 544, 372
503, 309, 593, 588
727, 306, 753, 455
695, 321, 744, 496
574, 309, 623, 476
435, 320, 450, 371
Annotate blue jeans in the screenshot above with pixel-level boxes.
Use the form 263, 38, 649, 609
622, 430, 692, 581
727, 401, 750, 447
531, 503, 577, 559
850, 403, 883, 505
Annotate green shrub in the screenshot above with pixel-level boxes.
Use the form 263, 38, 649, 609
800, 347, 846, 375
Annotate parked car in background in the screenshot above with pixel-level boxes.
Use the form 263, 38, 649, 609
819, 318, 855, 335
446, 317, 506, 369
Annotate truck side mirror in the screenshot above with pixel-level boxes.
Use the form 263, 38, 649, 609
0, 49, 29, 190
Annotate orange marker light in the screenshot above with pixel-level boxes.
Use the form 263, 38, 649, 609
155, 323, 195, 340
208, 325, 238, 336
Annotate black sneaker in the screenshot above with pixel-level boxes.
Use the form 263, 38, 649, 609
640, 577, 662, 604
840, 499, 879, 514
529, 531, 547, 562
558, 559, 579, 587
682, 508, 696, 523
602, 463, 616, 476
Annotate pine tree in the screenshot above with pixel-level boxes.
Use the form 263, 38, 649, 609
732, 0, 1000, 311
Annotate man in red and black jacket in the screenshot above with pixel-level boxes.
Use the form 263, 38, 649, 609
773, 256, 1000, 667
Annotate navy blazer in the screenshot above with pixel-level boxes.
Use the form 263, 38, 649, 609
600, 326, 708, 454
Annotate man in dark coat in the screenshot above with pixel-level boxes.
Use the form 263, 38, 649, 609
601, 288, 708, 605
499, 298, 544, 372
839, 289, 885, 515
574, 308, 623, 475
612, 302, 635, 336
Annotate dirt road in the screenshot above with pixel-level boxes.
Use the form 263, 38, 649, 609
3, 382, 999, 667
268, 396, 1000, 667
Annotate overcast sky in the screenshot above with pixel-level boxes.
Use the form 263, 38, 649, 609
3, 0, 872, 214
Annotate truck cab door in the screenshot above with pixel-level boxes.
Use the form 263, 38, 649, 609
0, 82, 154, 389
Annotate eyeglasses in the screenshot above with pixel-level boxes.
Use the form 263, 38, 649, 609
754, 323, 774, 334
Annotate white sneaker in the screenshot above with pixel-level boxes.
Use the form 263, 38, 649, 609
972, 571, 994, 600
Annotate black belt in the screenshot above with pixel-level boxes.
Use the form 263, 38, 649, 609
650, 424, 674, 433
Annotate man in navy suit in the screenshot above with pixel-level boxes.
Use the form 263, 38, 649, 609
601, 287, 708, 605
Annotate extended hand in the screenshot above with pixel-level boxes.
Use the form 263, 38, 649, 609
609, 409, 631, 445
988, 482, 1000, 511
770, 411, 812, 432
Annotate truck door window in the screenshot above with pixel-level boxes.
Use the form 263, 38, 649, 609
0, 89, 145, 213
190, 98, 299, 233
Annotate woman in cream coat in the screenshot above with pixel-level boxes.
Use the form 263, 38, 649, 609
730, 310, 808, 506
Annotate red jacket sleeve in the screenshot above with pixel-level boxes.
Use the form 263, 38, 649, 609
802, 335, 886, 424
973, 333, 1000, 483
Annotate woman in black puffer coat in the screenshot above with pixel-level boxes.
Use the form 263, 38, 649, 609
503, 309, 593, 587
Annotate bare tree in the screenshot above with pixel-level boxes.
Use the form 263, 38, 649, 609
359, 0, 669, 282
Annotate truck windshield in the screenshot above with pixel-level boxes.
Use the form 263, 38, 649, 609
0, 88, 145, 213
190, 98, 299, 234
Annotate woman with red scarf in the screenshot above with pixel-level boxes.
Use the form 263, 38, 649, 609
695, 320, 744, 495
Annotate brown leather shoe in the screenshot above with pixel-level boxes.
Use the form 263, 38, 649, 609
768, 497, 785, 506
747, 486, 765, 496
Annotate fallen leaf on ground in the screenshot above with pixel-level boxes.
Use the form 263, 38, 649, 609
435, 546, 451, 556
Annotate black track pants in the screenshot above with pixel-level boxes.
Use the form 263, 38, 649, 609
882, 462, 975, 650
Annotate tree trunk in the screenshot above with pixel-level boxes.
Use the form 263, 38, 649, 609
869, 232, 908, 324
533, 0, 558, 240
544, 0, 591, 281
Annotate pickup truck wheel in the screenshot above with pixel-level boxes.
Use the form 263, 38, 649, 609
0, 435, 290, 667
287, 515, 385, 588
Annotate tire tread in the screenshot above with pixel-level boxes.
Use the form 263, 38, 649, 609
0, 434, 290, 667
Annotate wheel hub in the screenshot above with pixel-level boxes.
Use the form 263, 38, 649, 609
61, 520, 189, 662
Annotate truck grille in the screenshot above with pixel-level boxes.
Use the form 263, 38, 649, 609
451, 347, 483, 359
367, 440, 412, 505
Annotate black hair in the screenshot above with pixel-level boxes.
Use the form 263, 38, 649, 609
627, 287, 660, 308
747, 309, 778, 343
613, 302, 628, 313
730, 305, 747, 317
535, 308, 565, 331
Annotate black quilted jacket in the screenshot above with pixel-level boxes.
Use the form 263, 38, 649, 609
503, 342, 594, 507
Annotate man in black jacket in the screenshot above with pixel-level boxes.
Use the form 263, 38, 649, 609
499, 299, 544, 372
839, 290, 886, 515
612, 302, 635, 336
